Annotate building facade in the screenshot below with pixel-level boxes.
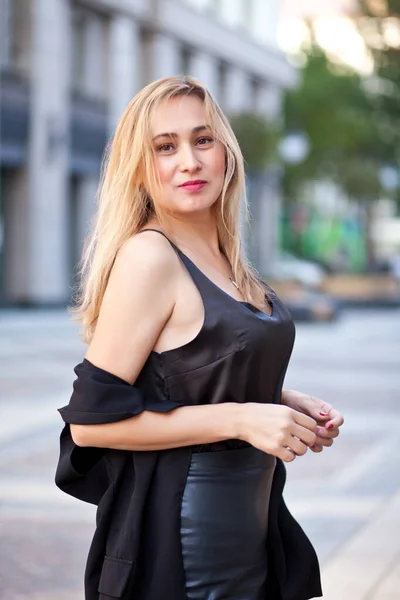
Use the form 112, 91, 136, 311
0, 0, 296, 306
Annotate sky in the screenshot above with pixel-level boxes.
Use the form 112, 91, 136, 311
278, 0, 374, 73
281, 0, 360, 19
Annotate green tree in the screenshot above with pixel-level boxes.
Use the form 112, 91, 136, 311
229, 112, 280, 172
357, 0, 400, 197
283, 45, 393, 266
284, 47, 382, 195
229, 112, 281, 270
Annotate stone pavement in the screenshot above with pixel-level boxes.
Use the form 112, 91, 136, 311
0, 307, 399, 600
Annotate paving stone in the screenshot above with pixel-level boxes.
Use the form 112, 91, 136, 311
1, 307, 399, 599
0, 518, 91, 597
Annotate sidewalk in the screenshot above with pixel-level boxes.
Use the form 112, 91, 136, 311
282, 308, 400, 600
320, 489, 400, 599
1, 307, 399, 599
285, 416, 400, 600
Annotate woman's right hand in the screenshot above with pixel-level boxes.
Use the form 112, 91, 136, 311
237, 403, 317, 462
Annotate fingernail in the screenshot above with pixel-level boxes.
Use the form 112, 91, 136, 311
327, 424, 334, 430
311, 445, 316, 449
320, 412, 329, 416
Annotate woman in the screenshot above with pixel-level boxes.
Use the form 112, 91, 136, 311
55, 76, 343, 600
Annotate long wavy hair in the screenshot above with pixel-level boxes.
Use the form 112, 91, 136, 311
72, 75, 268, 343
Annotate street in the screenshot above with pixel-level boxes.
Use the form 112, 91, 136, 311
0, 307, 399, 600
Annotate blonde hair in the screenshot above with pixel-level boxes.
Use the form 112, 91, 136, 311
72, 75, 268, 343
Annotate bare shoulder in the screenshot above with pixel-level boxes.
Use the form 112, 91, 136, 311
85, 231, 180, 383
114, 229, 179, 279
101, 229, 181, 320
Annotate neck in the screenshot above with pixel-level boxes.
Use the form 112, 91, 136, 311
148, 213, 221, 258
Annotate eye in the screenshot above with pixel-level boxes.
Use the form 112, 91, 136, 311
197, 136, 214, 146
156, 143, 175, 152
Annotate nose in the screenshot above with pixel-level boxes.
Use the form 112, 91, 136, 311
179, 144, 201, 173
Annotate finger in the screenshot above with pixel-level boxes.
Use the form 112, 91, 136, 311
292, 423, 317, 447
318, 403, 335, 416
310, 444, 323, 453
280, 447, 297, 463
293, 411, 317, 431
316, 437, 334, 448
325, 409, 344, 430
315, 433, 336, 446
317, 413, 331, 422
307, 399, 334, 421
288, 437, 309, 457
317, 411, 331, 419
315, 426, 339, 439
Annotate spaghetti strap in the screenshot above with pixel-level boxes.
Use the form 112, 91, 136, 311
137, 228, 181, 255
136, 227, 274, 316
137, 227, 210, 304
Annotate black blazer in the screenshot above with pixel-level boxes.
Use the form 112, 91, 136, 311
55, 363, 322, 600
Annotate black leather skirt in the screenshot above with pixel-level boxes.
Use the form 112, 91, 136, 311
180, 446, 276, 600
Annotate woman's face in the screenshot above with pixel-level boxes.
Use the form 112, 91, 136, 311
149, 94, 226, 217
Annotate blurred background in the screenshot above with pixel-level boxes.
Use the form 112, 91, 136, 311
0, 1, 399, 599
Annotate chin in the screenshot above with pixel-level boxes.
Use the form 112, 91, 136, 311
171, 196, 217, 215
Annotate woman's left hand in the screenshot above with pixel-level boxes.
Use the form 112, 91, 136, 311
281, 389, 344, 453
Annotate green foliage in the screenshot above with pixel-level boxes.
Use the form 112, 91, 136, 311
285, 50, 371, 157
229, 112, 281, 171
283, 45, 395, 204
357, 0, 400, 171
359, 0, 400, 17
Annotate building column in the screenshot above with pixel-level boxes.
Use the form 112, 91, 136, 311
81, 15, 107, 98
4, 169, 30, 301
189, 51, 220, 100
76, 176, 98, 250
257, 168, 281, 274
250, 81, 283, 274
223, 66, 251, 115
0, 0, 11, 67
256, 81, 283, 122
109, 16, 142, 133
22, 0, 71, 303
147, 33, 182, 82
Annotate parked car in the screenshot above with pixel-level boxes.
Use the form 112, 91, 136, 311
264, 279, 341, 323
269, 252, 327, 289
280, 288, 341, 322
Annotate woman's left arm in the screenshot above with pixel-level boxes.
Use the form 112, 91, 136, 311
281, 389, 344, 453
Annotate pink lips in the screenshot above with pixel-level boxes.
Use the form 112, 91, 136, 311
179, 180, 207, 192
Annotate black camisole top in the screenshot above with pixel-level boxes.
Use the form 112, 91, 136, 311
134, 228, 296, 449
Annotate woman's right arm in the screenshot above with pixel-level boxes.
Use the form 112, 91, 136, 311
71, 399, 244, 452
71, 398, 316, 462
71, 232, 317, 462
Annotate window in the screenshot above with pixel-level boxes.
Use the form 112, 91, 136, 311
0, 0, 31, 72
250, 77, 261, 113
217, 61, 228, 108
0, 0, 12, 67
180, 46, 192, 75
71, 5, 110, 99
72, 9, 86, 88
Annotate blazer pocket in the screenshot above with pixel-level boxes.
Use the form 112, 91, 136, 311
98, 555, 135, 599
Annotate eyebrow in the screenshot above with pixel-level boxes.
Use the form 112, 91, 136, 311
152, 125, 211, 142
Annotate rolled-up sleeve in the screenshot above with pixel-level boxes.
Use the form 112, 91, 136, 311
55, 358, 179, 505
58, 358, 179, 425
